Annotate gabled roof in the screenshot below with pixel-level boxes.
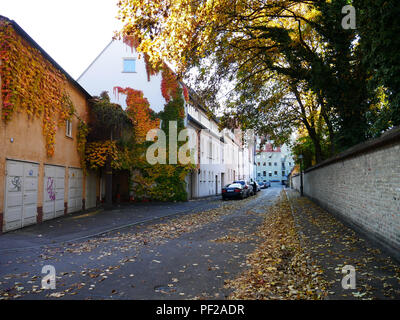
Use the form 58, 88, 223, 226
0, 15, 92, 100
77, 40, 113, 81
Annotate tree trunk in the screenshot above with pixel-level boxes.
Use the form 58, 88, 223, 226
292, 85, 323, 164
306, 124, 323, 164
318, 93, 336, 156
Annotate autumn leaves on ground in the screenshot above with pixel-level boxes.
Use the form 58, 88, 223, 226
1, 189, 399, 300
226, 192, 327, 300
226, 192, 400, 300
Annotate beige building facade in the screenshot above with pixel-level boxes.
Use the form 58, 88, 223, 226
0, 16, 97, 233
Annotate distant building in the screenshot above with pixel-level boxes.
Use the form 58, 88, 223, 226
255, 139, 295, 184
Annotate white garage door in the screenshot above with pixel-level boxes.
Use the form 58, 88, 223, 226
85, 170, 97, 210
4, 160, 39, 232
68, 168, 83, 213
43, 165, 65, 221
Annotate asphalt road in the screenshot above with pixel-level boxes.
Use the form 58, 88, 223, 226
0, 185, 283, 300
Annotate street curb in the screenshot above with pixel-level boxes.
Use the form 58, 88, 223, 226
0, 203, 222, 254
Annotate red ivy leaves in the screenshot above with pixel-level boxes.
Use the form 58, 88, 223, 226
113, 86, 160, 144
183, 85, 189, 103
161, 66, 180, 102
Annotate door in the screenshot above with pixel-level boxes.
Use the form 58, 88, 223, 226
68, 168, 83, 213
4, 160, 39, 232
85, 170, 97, 210
43, 165, 65, 221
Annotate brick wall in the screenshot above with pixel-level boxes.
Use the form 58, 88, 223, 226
292, 127, 400, 261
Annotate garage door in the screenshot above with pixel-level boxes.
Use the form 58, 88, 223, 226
4, 160, 39, 232
43, 165, 65, 221
68, 168, 83, 213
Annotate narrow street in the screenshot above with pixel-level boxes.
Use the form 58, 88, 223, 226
0, 186, 283, 300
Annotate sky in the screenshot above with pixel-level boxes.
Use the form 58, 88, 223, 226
0, 0, 123, 79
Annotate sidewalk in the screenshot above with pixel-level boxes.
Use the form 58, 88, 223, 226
0, 196, 222, 252
286, 189, 400, 300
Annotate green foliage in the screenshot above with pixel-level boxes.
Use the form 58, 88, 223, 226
133, 87, 193, 202
356, 0, 400, 127
160, 87, 186, 139
84, 92, 135, 172
118, 0, 399, 171
88, 91, 132, 142
77, 120, 89, 173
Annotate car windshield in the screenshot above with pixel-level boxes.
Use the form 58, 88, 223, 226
228, 183, 242, 189
233, 181, 245, 186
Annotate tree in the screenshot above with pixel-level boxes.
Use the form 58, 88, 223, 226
86, 92, 133, 207
117, 0, 397, 165
355, 0, 400, 128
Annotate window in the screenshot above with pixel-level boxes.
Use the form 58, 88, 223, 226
274, 162, 277, 166
257, 162, 261, 166
258, 173, 261, 176
268, 162, 272, 166
269, 172, 272, 177
66, 120, 72, 138
274, 171, 278, 176
123, 58, 136, 73
263, 162, 266, 166
282, 171, 286, 176
263, 171, 266, 177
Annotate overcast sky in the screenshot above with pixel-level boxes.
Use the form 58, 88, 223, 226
0, 0, 123, 79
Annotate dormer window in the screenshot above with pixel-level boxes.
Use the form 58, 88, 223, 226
123, 58, 136, 73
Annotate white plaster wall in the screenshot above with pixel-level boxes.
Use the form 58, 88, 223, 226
77, 40, 166, 113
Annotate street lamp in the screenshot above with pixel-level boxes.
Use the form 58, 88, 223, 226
298, 155, 304, 196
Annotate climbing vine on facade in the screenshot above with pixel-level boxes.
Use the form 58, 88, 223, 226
161, 66, 180, 103
83, 92, 133, 171
85, 140, 123, 170
114, 86, 160, 144
0, 20, 75, 157
77, 120, 89, 172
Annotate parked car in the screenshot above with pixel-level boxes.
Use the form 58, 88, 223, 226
260, 182, 268, 189
264, 181, 271, 188
222, 183, 247, 200
233, 180, 253, 197
259, 182, 265, 189
255, 181, 261, 192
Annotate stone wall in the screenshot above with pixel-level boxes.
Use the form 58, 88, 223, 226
291, 127, 400, 261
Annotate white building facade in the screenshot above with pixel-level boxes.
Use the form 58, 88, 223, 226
78, 39, 255, 199
255, 139, 295, 185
